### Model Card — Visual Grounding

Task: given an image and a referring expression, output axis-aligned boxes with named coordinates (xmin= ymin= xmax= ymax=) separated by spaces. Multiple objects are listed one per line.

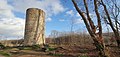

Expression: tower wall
xmin=24 ymin=8 xmax=45 ymax=45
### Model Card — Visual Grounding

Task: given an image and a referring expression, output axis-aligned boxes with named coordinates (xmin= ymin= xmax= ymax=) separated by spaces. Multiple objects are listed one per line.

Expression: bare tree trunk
xmin=94 ymin=0 xmax=109 ymax=56
xmin=94 ymin=0 xmax=104 ymax=48
xmin=83 ymin=0 xmax=96 ymax=33
xmin=101 ymin=0 xmax=120 ymax=47
xmin=72 ymin=0 xmax=109 ymax=56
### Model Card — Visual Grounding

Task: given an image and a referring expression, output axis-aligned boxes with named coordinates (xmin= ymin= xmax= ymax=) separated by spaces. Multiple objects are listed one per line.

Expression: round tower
xmin=24 ymin=8 xmax=45 ymax=46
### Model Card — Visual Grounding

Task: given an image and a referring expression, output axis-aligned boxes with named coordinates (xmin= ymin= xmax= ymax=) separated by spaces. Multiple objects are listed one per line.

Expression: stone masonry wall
xmin=24 ymin=8 xmax=45 ymax=46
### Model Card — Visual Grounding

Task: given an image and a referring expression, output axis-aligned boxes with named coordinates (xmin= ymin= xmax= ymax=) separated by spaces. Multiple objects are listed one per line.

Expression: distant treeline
xmin=46 ymin=31 xmax=116 ymax=46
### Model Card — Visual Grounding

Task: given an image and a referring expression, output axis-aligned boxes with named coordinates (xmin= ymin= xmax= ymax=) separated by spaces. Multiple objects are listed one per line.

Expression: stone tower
xmin=24 ymin=8 xmax=45 ymax=46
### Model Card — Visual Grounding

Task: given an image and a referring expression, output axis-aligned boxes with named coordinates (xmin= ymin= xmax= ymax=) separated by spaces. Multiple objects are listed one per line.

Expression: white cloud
xmin=66 ymin=10 xmax=74 ymax=16
xmin=89 ymin=13 xmax=96 ymax=18
xmin=0 ymin=0 xmax=66 ymax=39
xmin=76 ymin=13 xmax=80 ymax=17
xmin=10 ymin=0 xmax=65 ymax=16
xmin=0 ymin=18 xmax=25 ymax=39
xmin=74 ymin=18 xmax=83 ymax=24
xmin=46 ymin=17 xmax=52 ymax=22
xmin=0 ymin=0 xmax=14 ymax=18
xmin=59 ymin=19 xmax=65 ymax=22
xmin=0 ymin=0 xmax=25 ymax=39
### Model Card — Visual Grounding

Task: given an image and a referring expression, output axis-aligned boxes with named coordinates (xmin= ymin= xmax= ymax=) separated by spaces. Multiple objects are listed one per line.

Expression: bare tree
xmin=50 ymin=30 xmax=59 ymax=45
xmin=99 ymin=0 xmax=120 ymax=47
xmin=72 ymin=0 xmax=109 ymax=56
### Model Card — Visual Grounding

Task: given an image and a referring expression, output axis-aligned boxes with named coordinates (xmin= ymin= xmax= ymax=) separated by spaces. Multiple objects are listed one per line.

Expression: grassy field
xmin=0 ymin=45 xmax=120 ymax=57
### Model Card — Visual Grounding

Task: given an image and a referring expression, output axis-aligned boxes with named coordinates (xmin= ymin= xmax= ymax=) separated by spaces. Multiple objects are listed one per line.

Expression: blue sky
xmin=0 ymin=0 xmax=86 ymax=40
xmin=0 ymin=0 xmax=118 ymax=40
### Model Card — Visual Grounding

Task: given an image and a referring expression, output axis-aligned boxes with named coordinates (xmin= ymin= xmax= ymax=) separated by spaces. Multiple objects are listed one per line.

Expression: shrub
xmin=32 ymin=44 xmax=40 ymax=49
xmin=0 ymin=43 xmax=5 ymax=49
xmin=48 ymin=53 xmax=64 ymax=56
xmin=0 ymin=51 xmax=11 ymax=57
xmin=48 ymin=47 xmax=56 ymax=51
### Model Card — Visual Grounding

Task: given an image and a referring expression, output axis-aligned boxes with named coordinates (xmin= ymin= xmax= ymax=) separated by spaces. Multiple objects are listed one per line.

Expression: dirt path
xmin=0 ymin=55 xmax=5 ymax=57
